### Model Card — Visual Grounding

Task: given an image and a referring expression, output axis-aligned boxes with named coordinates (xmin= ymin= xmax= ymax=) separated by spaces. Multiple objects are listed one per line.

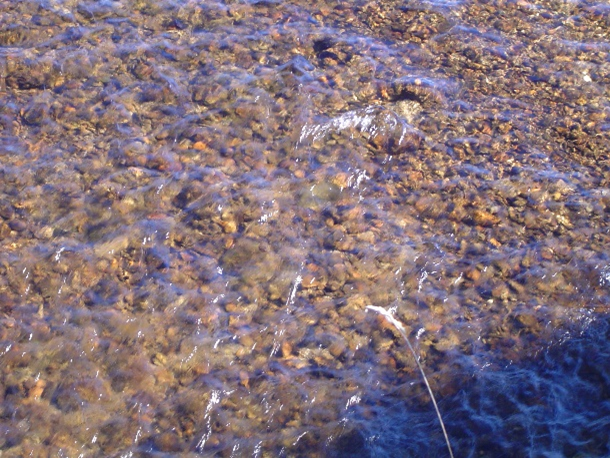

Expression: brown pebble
xmin=0 ymin=223 xmax=10 ymax=237
xmin=154 ymin=432 xmax=182 ymax=452
xmin=193 ymin=141 xmax=207 ymax=150
xmin=0 ymin=202 xmax=14 ymax=219
xmin=281 ymin=341 xmax=292 ymax=358
xmin=301 ymin=273 xmax=322 ymax=289
xmin=239 ymin=334 xmax=255 ymax=348
xmin=26 ymin=379 xmax=46 ymax=400
xmin=515 ymin=313 xmax=539 ymax=331
xmin=240 ymin=370 xmax=250 ymax=388
xmin=328 ymin=339 xmax=347 ymax=358
xmin=472 ymin=209 xmax=500 ymax=227
xmin=35 ymin=226 xmax=54 ymax=240
xmin=152 ymin=353 xmax=167 ymax=366
xmin=492 ymin=283 xmax=510 ymax=301
xmin=414 ymin=196 xmax=435 ymax=215
xmin=465 ymin=268 xmax=481 ymax=282
xmin=217 ymin=214 xmax=238 ymax=233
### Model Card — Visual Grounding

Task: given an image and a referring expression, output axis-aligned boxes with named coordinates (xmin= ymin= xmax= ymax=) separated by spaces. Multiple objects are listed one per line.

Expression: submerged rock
xmin=299 ymin=105 xmax=424 ymax=155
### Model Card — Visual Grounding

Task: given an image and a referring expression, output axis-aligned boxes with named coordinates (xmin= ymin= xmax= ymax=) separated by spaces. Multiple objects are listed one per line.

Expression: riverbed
xmin=0 ymin=0 xmax=609 ymax=456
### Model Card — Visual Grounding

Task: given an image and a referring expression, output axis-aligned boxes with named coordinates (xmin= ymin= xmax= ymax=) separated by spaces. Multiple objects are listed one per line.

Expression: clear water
xmin=0 ymin=0 xmax=609 ymax=456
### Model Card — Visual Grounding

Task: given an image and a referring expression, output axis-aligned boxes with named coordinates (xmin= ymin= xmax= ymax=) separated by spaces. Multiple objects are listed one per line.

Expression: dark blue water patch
xmin=337 ymin=316 xmax=610 ymax=458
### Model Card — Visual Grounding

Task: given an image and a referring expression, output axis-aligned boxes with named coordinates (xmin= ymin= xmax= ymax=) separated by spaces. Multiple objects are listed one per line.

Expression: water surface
xmin=0 ymin=0 xmax=609 ymax=456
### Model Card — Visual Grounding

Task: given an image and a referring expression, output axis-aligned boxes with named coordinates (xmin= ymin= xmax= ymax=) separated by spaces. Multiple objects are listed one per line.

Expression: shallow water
xmin=0 ymin=0 xmax=609 ymax=456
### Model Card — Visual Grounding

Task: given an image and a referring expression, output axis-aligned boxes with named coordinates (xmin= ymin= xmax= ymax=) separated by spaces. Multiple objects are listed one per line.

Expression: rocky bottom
xmin=0 ymin=0 xmax=609 ymax=455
